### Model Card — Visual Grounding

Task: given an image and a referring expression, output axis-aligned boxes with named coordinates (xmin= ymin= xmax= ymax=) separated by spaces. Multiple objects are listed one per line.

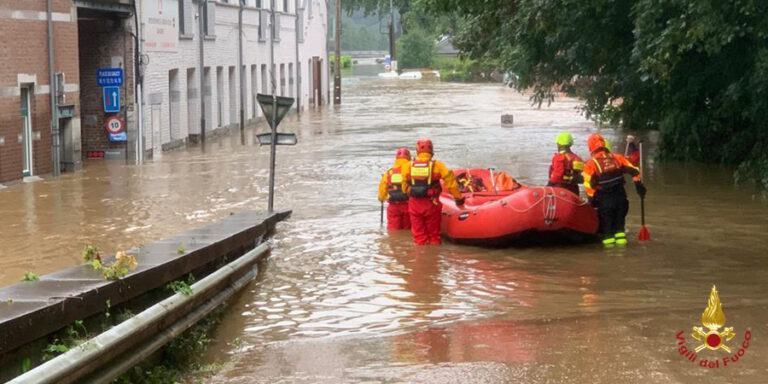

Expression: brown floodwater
xmin=2 ymin=65 xmax=768 ymax=383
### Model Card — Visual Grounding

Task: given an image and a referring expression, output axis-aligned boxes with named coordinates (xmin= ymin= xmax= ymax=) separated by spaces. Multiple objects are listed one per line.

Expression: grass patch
xmin=22 ymin=272 xmax=39 ymax=282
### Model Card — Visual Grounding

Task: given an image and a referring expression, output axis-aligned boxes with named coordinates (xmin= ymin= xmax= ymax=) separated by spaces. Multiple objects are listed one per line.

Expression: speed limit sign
xmin=105 ymin=115 xmax=126 ymax=142
xmin=105 ymin=115 xmax=123 ymax=134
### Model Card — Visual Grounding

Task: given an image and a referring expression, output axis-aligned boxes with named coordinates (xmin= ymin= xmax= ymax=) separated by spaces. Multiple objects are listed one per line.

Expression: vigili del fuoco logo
xmin=676 ymin=285 xmax=751 ymax=368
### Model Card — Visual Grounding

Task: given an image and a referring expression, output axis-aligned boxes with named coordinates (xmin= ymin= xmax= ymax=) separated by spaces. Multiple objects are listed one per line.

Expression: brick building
xmin=0 ymin=0 xmax=81 ymax=183
xmin=0 ymin=0 xmax=328 ymax=184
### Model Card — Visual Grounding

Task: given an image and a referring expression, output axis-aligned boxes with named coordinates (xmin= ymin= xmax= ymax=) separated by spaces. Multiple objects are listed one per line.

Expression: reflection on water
xmin=2 ymin=65 xmax=767 ymax=382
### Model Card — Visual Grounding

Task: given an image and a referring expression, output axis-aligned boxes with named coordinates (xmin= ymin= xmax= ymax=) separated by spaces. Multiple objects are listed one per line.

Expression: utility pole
xmin=268 ymin=0 xmax=277 ymax=212
xmin=333 ymin=0 xmax=341 ymax=104
xmin=198 ymin=0 xmax=206 ymax=143
xmin=295 ymin=0 xmax=301 ymax=115
xmin=389 ymin=0 xmax=395 ymax=61
xmin=238 ymin=0 xmax=246 ymax=144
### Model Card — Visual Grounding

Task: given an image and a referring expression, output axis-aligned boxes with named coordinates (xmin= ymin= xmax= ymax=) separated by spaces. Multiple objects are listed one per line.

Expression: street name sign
xmin=97 ymin=68 xmax=124 ymax=87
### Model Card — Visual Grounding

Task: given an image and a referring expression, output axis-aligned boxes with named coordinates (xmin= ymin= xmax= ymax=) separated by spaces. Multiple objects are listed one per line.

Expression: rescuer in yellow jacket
xmin=402 ymin=139 xmax=463 ymax=245
xmin=378 ymin=148 xmax=412 ymax=230
xmin=582 ymin=133 xmax=646 ymax=246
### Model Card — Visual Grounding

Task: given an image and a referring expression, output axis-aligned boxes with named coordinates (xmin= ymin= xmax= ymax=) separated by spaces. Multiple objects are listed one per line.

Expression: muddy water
xmin=2 ymin=65 xmax=768 ymax=382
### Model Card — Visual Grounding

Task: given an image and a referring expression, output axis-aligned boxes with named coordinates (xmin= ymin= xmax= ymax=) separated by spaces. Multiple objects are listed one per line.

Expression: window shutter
xmin=259 ymin=9 xmax=268 ymax=41
xmin=185 ymin=0 xmax=195 ymax=35
xmin=273 ymin=12 xmax=280 ymax=41
xmin=297 ymin=10 xmax=304 ymax=43
xmin=205 ymin=0 xmax=216 ymax=36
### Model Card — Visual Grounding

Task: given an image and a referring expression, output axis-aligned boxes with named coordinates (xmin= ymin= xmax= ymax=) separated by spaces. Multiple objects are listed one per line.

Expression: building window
xmin=256 ymin=0 xmax=262 ymax=8
xmin=283 ymin=0 xmax=289 ymax=12
xmin=297 ymin=9 xmax=304 ymax=42
xmin=272 ymin=12 xmax=280 ymax=41
xmin=259 ymin=9 xmax=268 ymax=41
xmin=204 ymin=0 xmax=216 ymax=37
xmin=261 ymin=64 xmax=267 ymax=93
xmin=179 ymin=0 xmax=186 ymax=35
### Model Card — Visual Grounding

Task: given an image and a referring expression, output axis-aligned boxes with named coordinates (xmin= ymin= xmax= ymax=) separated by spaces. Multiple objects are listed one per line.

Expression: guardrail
xmin=9 ymin=242 xmax=270 ymax=384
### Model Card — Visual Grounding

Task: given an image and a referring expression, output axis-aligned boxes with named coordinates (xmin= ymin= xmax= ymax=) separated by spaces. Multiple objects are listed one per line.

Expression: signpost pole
xmin=334 ymin=0 xmax=341 ymax=104
xmin=268 ymin=0 xmax=277 ymax=213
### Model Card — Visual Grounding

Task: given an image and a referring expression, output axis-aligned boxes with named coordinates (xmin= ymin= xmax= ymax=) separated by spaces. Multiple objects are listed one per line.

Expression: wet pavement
xmin=2 ymin=65 xmax=768 ymax=383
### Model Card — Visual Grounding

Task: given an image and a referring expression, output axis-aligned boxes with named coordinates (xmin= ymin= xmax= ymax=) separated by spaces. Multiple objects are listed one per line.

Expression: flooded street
xmin=2 ymin=65 xmax=768 ymax=383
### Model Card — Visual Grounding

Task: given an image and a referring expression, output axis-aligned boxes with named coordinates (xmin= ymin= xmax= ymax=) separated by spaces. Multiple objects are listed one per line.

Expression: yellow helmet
xmin=555 ymin=132 xmax=574 ymax=147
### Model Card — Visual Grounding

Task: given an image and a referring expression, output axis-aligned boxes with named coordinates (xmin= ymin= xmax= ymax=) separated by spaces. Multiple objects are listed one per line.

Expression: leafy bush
xmin=329 ymin=54 xmax=353 ymax=69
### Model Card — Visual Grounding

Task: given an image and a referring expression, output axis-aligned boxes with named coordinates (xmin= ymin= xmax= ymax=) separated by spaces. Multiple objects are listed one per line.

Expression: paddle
xmin=638 ymin=141 xmax=650 ymax=241
xmin=380 ymin=203 xmax=384 ymax=227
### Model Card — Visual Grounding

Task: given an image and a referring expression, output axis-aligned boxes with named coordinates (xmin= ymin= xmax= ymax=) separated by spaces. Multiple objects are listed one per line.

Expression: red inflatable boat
xmin=440 ymin=169 xmax=598 ymax=246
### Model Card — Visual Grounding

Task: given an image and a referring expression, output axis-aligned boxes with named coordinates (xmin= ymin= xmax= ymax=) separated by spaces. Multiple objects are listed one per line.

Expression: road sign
xmin=105 ymin=115 xmax=126 ymax=142
xmin=256 ymin=132 xmax=297 ymax=146
xmin=97 ymin=68 xmax=123 ymax=87
xmin=103 ymin=87 xmax=120 ymax=113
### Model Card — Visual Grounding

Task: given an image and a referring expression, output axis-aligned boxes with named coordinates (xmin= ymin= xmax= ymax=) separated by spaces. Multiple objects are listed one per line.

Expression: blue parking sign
xmin=103 ymin=87 xmax=120 ymax=113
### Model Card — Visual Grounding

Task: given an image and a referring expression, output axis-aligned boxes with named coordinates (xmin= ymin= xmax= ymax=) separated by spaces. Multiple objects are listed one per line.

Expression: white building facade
xmin=139 ymin=0 xmax=329 ymax=154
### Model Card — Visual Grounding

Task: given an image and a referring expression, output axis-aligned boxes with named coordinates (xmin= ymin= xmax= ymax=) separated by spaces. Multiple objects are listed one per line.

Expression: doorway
xmin=20 ymin=87 xmax=33 ymax=176
xmin=312 ymin=56 xmax=322 ymax=106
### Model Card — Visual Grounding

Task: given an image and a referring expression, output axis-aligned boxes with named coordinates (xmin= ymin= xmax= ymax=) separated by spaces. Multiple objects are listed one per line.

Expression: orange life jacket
xmin=409 ymin=160 xmax=441 ymax=198
xmin=385 ymin=168 xmax=408 ymax=202
xmin=591 ymin=153 xmax=625 ymax=191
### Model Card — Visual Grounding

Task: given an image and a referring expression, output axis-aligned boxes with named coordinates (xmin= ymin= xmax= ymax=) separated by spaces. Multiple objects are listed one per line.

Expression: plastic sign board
xmin=97 ymin=68 xmax=124 ymax=87
xmin=256 ymin=132 xmax=297 ymax=146
xmin=103 ymin=87 xmax=120 ymax=113
xmin=105 ymin=115 xmax=126 ymax=142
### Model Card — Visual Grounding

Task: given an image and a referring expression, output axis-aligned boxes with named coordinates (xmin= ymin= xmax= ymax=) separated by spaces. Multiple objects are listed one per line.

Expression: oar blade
xmin=638 ymin=225 xmax=650 ymax=241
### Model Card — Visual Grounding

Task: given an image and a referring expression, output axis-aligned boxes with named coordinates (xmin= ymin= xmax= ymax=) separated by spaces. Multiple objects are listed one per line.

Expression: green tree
xmin=421 ymin=0 xmax=768 ymax=187
xmin=396 ymin=28 xmax=436 ymax=68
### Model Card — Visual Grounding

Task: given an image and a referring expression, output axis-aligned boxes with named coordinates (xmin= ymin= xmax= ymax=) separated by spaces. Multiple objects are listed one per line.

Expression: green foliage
xmin=42 ymin=322 xmax=87 ymax=361
xmin=42 ymin=341 xmax=70 ymax=361
xmin=167 ymin=280 xmax=194 ymax=296
xmin=433 ymin=56 xmax=499 ymax=82
xmin=342 ymin=21 xmax=389 ymax=51
xmin=329 ymin=54 xmax=353 ymax=69
xmin=21 ymin=358 xmax=31 ymax=373
xmin=22 ymin=272 xmax=39 ymax=282
xmin=342 ymin=0 xmax=412 ymax=17
xmin=421 ymin=0 xmax=768 ymax=186
xmin=396 ymin=28 xmax=436 ymax=69
xmin=82 ymin=245 xmax=101 ymax=262
xmin=91 ymin=251 xmax=138 ymax=280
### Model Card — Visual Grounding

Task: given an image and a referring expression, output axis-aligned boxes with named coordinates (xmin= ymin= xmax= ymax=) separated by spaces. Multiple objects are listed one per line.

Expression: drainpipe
xmin=294 ymin=0 xmax=301 ymax=115
xmin=47 ymin=0 xmax=60 ymax=176
xmin=238 ymin=0 xmax=245 ymax=144
xmin=198 ymin=0 xmax=206 ymax=143
xmin=133 ymin=0 xmax=144 ymax=165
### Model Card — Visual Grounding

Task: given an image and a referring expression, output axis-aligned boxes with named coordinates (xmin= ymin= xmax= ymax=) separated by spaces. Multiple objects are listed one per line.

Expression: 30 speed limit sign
xmin=105 ymin=115 xmax=124 ymax=134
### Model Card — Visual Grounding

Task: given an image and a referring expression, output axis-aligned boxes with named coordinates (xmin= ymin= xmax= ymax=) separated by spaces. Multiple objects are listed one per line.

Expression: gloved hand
xmin=455 ymin=197 xmax=466 ymax=206
xmin=634 ymin=181 xmax=647 ymax=199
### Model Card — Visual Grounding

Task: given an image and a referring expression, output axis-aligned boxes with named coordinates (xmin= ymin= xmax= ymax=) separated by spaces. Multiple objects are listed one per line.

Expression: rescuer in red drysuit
xmin=402 ymin=139 xmax=463 ymax=245
xmin=378 ymin=147 xmax=413 ymax=230
xmin=547 ymin=132 xmax=585 ymax=195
